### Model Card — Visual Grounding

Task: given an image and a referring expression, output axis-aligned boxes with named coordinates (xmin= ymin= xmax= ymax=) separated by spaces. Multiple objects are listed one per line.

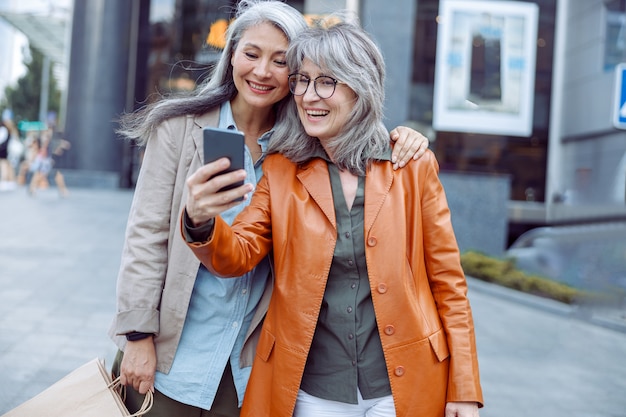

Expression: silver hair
xmin=117 ymin=0 xmax=307 ymax=145
xmin=268 ymin=21 xmax=390 ymax=175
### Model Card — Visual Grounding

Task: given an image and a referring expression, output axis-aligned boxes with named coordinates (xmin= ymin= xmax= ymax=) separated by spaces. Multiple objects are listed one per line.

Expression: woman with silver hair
xmin=184 ymin=20 xmax=483 ymax=417
xmin=109 ymin=1 xmax=429 ymax=416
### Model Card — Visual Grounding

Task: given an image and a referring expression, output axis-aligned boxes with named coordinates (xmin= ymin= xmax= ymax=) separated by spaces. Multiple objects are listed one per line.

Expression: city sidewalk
xmin=1 ymin=185 xmax=625 ymax=417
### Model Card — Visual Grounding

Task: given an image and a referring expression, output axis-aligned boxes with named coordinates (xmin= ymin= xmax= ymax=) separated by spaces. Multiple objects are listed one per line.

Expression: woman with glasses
xmin=182 ymin=20 xmax=483 ymax=417
xmin=109 ymin=1 xmax=428 ymax=416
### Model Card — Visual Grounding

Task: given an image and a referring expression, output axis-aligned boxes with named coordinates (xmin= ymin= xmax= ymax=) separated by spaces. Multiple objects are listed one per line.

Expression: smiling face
xmin=230 ymin=22 xmax=291 ymax=112
xmin=294 ymin=58 xmax=357 ymax=146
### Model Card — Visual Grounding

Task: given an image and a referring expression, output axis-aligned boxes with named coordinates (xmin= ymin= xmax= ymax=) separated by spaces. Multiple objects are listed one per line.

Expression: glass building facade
xmin=52 ymin=0 xmax=624 ymax=250
xmin=132 ymin=0 xmax=556 ymax=203
xmin=140 ymin=0 xmax=303 ymax=96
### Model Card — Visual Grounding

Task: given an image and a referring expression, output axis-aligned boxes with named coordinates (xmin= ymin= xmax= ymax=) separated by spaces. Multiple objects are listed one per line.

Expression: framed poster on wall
xmin=432 ymin=0 xmax=539 ymax=136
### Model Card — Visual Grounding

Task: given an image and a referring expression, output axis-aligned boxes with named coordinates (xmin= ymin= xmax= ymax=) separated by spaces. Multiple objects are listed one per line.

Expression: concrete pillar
xmin=361 ymin=0 xmax=416 ymax=130
xmin=64 ymin=0 xmax=133 ymax=181
xmin=304 ymin=0 xmax=346 ymax=14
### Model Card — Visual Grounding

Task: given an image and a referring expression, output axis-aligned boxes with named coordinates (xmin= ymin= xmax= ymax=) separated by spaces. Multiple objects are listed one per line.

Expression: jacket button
xmin=384 ymin=325 xmax=395 ymax=335
xmin=377 ymin=283 xmax=387 ymax=293
xmin=367 ymin=237 xmax=377 ymax=246
xmin=394 ymin=366 xmax=405 ymax=377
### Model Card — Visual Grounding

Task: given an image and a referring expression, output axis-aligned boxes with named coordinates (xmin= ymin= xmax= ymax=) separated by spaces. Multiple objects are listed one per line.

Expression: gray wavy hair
xmin=117 ymin=0 xmax=308 ymax=145
xmin=268 ymin=21 xmax=389 ymax=175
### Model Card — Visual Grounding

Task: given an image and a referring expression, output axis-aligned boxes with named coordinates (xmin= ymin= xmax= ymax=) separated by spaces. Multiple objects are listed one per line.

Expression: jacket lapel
xmin=297 ymin=159 xmax=337 ymax=229
xmin=364 ymin=162 xmax=393 ymax=233
xmin=193 ymin=111 xmax=220 ymax=162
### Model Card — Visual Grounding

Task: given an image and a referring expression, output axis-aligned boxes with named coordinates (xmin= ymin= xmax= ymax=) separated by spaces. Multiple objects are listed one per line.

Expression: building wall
xmin=361 ymin=0 xmax=416 ymax=130
xmin=441 ymin=171 xmax=511 ymax=256
xmin=559 ymin=0 xmax=626 ymax=206
xmin=303 ymin=0 xmax=345 ymax=14
xmin=303 ymin=0 xmax=418 ymax=130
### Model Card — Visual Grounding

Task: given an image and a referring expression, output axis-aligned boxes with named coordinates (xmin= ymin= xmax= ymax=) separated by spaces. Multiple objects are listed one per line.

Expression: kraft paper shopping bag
xmin=1 ymin=358 xmax=152 ymax=417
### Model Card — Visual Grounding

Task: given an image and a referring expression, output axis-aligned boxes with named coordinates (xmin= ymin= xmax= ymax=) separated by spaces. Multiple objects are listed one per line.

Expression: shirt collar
xmin=219 ymin=101 xmax=273 ymax=153
xmin=219 ymin=101 xmax=237 ymax=130
xmin=310 ymin=143 xmax=393 ymax=164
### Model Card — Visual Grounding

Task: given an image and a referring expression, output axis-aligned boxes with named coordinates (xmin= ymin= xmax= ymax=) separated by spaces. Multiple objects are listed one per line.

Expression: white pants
xmin=293 ymin=389 xmax=396 ymax=417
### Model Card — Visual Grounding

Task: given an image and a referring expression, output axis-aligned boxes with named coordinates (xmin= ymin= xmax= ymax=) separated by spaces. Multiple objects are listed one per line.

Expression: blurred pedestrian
xmin=26 ymin=129 xmax=70 ymax=197
xmin=0 ymin=119 xmax=17 ymax=191
xmin=183 ymin=20 xmax=482 ymax=417
xmin=6 ymin=121 xmax=25 ymax=179
xmin=16 ymin=131 xmax=39 ymax=186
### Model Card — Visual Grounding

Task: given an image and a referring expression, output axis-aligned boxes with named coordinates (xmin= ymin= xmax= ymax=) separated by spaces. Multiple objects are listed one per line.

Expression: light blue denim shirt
xmin=154 ymin=101 xmax=271 ymax=409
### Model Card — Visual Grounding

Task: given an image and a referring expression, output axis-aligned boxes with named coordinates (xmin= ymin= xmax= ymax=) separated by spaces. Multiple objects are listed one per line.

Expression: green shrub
xmin=460 ymin=250 xmax=580 ymax=304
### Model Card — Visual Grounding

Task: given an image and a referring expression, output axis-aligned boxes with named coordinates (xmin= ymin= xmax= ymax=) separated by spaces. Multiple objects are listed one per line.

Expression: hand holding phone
xmin=203 ymin=127 xmax=245 ymax=195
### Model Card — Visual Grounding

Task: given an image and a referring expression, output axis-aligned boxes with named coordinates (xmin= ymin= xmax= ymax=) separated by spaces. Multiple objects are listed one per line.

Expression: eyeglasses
xmin=288 ymin=73 xmax=343 ymax=99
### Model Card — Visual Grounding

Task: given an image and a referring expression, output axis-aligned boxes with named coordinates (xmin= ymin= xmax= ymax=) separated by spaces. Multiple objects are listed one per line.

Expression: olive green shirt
xmin=300 ymin=156 xmax=392 ymax=404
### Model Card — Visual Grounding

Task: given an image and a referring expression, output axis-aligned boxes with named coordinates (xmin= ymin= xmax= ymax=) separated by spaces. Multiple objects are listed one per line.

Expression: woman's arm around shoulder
xmin=389 ymin=125 xmax=430 ymax=169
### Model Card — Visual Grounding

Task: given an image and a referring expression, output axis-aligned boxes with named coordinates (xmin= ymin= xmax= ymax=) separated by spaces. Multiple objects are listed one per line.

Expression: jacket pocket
xmin=428 ymin=329 xmax=450 ymax=362
xmin=256 ymin=328 xmax=276 ymax=362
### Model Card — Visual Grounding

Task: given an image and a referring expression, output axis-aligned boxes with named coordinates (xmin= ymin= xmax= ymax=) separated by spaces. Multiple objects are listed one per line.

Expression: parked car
xmin=505 ymin=222 xmax=626 ymax=296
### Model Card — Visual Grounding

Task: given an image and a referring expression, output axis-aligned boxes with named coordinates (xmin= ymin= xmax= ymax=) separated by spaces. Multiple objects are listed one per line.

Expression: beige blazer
xmin=109 ymin=108 xmax=270 ymax=372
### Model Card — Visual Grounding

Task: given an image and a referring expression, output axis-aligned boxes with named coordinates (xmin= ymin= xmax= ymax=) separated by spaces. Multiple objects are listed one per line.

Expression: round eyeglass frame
xmin=288 ymin=73 xmax=342 ymax=99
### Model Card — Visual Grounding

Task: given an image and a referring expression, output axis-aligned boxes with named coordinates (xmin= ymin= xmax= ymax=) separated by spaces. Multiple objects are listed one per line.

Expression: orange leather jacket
xmin=186 ymin=150 xmax=483 ymax=417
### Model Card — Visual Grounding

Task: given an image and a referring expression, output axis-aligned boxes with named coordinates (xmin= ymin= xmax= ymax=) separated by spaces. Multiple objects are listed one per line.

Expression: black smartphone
xmin=203 ymin=127 xmax=245 ymax=193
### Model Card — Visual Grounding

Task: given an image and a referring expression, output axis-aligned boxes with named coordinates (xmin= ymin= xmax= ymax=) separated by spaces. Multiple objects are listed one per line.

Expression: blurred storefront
xmin=58 ymin=0 xmax=626 ymax=245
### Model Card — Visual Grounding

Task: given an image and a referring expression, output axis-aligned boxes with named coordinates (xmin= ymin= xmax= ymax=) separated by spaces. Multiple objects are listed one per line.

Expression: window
xmin=411 ymin=0 xmax=556 ymax=202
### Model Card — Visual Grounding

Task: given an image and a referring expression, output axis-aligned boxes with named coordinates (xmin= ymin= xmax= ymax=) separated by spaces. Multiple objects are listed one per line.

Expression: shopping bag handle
xmin=108 ymin=377 xmax=154 ymax=416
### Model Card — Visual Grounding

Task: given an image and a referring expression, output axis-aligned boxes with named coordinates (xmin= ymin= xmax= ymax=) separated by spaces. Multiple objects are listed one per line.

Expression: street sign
xmin=17 ymin=120 xmax=47 ymax=132
xmin=613 ymin=63 xmax=626 ymax=129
